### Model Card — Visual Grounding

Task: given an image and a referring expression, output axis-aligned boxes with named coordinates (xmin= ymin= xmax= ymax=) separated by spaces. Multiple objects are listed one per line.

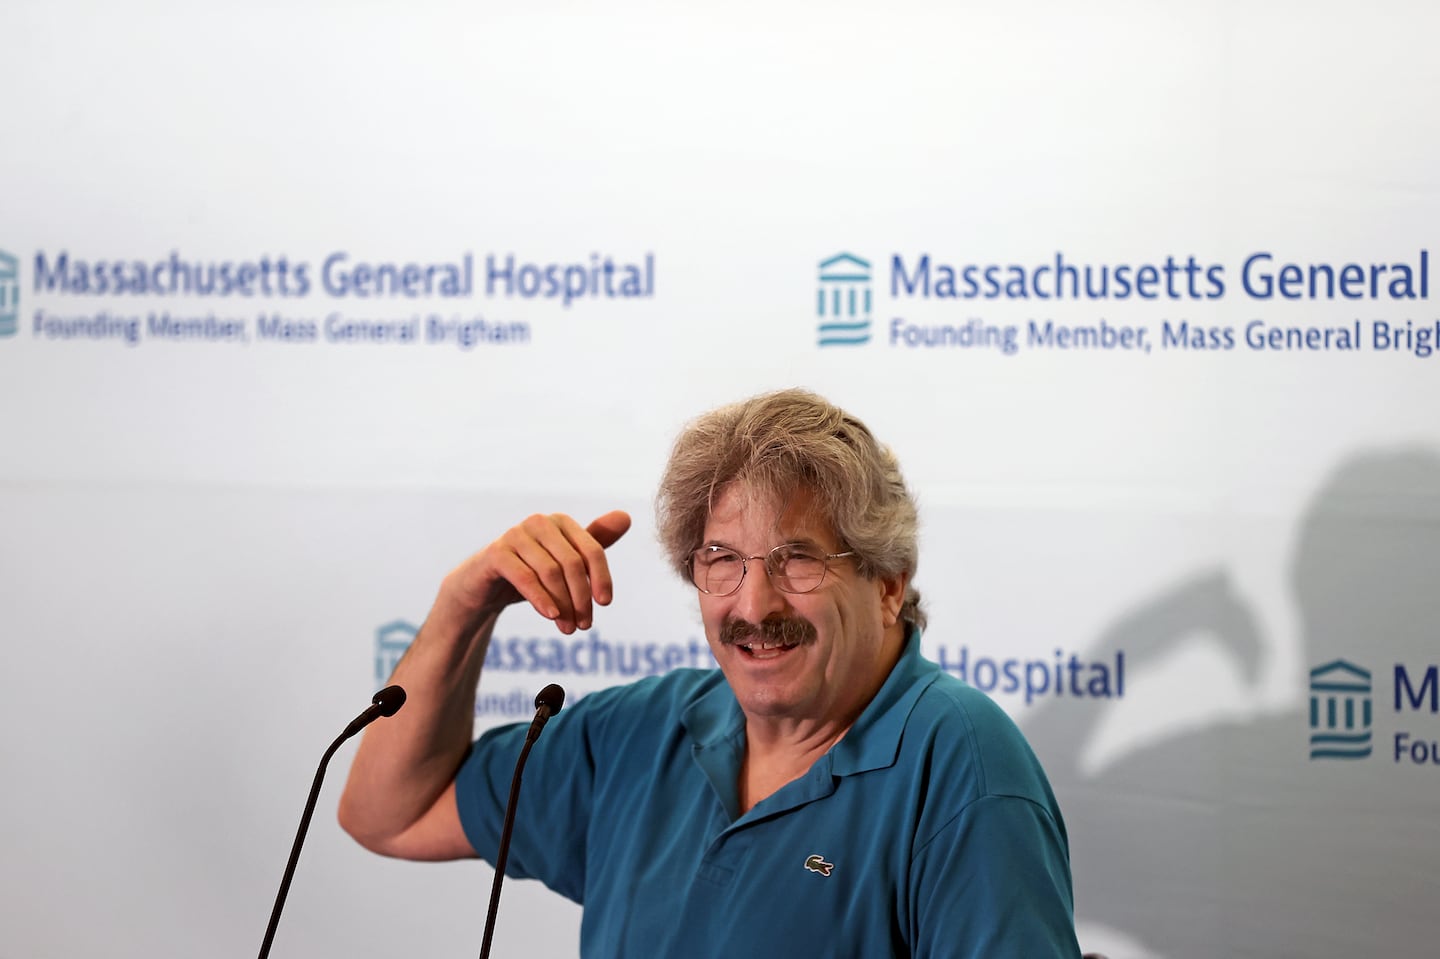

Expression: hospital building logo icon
xmin=0 ymin=250 xmax=18 ymax=338
xmin=816 ymin=252 xmax=872 ymax=347
xmin=375 ymin=620 xmax=417 ymax=685
xmin=1308 ymin=659 xmax=1372 ymax=760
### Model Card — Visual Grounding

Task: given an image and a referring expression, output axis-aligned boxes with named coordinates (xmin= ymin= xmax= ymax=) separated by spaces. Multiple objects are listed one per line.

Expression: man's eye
xmin=776 ymin=547 xmax=819 ymax=563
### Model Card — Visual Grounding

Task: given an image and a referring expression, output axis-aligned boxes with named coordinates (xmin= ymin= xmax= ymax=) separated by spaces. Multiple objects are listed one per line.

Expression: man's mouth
xmin=736 ymin=637 xmax=802 ymax=659
xmin=721 ymin=616 xmax=816 ymax=658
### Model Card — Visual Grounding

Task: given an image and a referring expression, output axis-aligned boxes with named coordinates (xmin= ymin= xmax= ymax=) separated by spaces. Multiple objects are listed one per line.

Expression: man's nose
xmin=732 ymin=559 xmax=790 ymax=622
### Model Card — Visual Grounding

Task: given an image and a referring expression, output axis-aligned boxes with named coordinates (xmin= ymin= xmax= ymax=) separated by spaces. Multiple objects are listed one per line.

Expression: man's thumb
xmin=587 ymin=510 xmax=632 ymax=548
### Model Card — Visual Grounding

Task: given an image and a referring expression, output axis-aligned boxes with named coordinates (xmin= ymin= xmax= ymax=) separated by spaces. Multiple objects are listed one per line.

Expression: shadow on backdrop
xmin=1028 ymin=450 xmax=1440 ymax=958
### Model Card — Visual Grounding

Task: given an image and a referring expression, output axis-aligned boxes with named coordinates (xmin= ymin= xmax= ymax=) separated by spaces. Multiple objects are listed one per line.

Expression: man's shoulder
xmin=911 ymin=669 xmax=1023 ymax=734
xmin=900 ymin=669 xmax=1056 ymax=804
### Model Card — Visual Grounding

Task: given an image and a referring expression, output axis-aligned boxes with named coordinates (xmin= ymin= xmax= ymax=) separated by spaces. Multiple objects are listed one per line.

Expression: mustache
xmin=720 ymin=615 xmax=817 ymax=647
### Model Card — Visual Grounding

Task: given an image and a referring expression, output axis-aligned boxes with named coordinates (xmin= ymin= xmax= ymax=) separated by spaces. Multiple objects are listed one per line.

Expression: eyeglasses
xmin=686 ymin=544 xmax=856 ymax=596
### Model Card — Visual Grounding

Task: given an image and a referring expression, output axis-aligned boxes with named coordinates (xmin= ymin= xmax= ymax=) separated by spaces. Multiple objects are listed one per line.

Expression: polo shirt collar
xmin=829 ymin=626 xmax=936 ymax=776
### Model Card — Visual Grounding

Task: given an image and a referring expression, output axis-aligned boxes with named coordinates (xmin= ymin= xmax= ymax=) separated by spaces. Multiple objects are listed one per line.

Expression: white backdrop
xmin=3 ymin=2 xmax=1440 ymax=957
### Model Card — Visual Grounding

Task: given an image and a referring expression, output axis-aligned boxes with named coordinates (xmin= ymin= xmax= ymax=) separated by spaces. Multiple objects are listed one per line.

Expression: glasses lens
xmin=691 ymin=546 xmax=745 ymax=595
xmin=771 ymin=546 xmax=827 ymax=593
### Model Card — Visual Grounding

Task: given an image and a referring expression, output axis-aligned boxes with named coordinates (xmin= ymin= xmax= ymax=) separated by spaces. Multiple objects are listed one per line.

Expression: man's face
xmin=697 ymin=482 xmax=906 ymax=730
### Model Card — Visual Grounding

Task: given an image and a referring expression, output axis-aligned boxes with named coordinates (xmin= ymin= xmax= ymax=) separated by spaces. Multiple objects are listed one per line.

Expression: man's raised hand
xmin=447 ymin=510 xmax=633 ymax=634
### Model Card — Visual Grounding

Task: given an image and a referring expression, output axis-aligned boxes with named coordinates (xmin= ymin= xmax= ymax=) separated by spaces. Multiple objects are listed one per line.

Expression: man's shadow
xmin=1025 ymin=450 xmax=1440 ymax=959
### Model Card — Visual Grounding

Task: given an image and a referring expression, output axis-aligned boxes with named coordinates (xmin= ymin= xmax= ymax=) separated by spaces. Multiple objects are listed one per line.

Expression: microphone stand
xmin=479 ymin=684 xmax=565 ymax=959
xmin=257 ymin=686 xmax=406 ymax=959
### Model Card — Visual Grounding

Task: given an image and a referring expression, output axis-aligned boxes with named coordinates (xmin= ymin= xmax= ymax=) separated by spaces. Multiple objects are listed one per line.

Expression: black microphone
xmin=479 ymin=684 xmax=566 ymax=959
xmin=343 ymin=683 xmax=408 ymax=739
xmin=526 ymin=682 xmax=566 ymax=743
xmin=257 ymin=685 xmax=407 ymax=959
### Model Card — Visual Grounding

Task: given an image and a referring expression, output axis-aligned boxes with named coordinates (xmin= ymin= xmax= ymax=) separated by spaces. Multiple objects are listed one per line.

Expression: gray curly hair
xmin=655 ymin=389 xmax=924 ymax=630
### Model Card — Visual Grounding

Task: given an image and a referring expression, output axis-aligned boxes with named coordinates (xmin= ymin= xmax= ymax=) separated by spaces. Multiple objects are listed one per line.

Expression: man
xmin=339 ymin=389 xmax=1081 ymax=957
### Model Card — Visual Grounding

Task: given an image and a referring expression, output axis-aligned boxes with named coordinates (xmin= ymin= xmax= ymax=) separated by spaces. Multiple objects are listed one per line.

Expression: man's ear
xmin=878 ymin=572 xmax=908 ymax=628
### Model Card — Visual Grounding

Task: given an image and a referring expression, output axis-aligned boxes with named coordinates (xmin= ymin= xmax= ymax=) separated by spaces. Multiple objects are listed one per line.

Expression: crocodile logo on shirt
xmin=803 ymin=854 xmax=835 ymax=877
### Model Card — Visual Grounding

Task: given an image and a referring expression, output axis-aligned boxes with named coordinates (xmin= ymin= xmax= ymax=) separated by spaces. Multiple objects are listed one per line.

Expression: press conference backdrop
xmin=3 ymin=3 xmax=1438 ymax=957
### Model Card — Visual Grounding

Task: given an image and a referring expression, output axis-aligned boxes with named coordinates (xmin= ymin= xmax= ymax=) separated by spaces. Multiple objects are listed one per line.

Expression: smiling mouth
xmin=721 ymin=615 xmax=817 ymax=655
xmin=736 ymin=638 xmax=802 ymax=659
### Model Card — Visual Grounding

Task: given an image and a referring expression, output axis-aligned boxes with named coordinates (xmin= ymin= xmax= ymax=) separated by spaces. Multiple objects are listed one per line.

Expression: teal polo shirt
xmin=455 ymin=631 xmax=1080 ymax=958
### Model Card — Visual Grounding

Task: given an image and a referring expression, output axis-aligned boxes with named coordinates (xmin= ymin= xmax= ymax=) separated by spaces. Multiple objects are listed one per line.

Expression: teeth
xmin=736 ymin=639 xmax=797 ymax=653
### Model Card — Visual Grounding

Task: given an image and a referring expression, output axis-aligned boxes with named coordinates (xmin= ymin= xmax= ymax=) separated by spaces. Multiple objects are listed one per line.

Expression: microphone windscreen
xmin=534 ymin=683 xmax=565 ymax=714
xmin=372 ymin=685 xmax=407 ymax=717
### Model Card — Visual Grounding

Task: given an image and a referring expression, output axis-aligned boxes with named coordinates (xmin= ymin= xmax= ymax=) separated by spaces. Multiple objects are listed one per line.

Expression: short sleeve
xmin=453 ymin=703 xmax=602 ymax=904
xmin=910 ymin=794 xmax=1082 ymax=959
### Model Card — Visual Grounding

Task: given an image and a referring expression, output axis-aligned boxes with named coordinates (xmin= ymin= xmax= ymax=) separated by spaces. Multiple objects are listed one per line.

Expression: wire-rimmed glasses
xmin=686 ymin=544 xmax=855 ymax=596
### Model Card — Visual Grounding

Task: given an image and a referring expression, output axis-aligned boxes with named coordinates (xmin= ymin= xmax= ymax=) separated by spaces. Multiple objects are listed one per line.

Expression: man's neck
xmin=738 ymin=730 xmax=843 ymax=814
